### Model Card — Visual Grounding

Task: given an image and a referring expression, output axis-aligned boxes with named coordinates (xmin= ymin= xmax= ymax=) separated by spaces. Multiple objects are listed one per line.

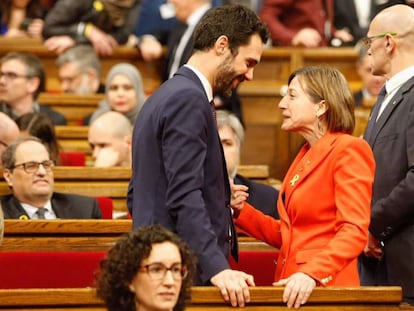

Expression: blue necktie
xmin=363 ymin=86 xmax=386 ymax=144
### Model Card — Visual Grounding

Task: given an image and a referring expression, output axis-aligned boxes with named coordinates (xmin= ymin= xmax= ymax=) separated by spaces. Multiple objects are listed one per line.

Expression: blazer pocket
xmin=296 ymin=249 xmax=320 ymax=264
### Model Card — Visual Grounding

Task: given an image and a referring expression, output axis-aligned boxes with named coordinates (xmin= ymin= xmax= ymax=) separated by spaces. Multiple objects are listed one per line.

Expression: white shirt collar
xmin=385 ymin=65 xmax=414 ymax=95
xmin=186 ymin=4 xmax=211 ymax=27
xmin=184 ymin=64 xmax=213 ymax=102
xmin=20 ymin=200 xmax=56 ymax=219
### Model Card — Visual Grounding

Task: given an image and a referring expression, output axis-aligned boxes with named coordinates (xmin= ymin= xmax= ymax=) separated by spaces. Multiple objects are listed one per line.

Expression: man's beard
xmin=214 ymin=55 xmax=244 ymax=97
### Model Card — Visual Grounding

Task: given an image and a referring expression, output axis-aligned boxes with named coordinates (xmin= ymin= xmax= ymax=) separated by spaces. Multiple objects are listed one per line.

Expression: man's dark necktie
xmin=363 ymin=86 xmax=387 ymax=143
xmin=36 ymin=208 xmax=46 ymax=219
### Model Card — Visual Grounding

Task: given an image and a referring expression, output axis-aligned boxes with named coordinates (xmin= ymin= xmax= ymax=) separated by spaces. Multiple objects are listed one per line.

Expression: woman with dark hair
xmin=0 ymin=0 xmax=48 ymax=38
xmin=15 ymin=112 xmax=61 ymax=164
xmin=96 ymin=224 xmax=196 ymax=311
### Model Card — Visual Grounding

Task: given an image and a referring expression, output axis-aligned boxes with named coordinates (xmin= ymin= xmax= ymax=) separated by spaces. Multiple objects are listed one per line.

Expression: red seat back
xmin=95 ymin=196 xmax=113 ymax=219
xmin=59 ymin=152 xmax=86 ymax=166
xmin=0 ymin=252 xmax=106 ymax=289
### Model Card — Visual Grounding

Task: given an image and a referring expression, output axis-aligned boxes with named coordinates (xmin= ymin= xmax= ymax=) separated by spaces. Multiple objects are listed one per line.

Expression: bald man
xmin=359 ymin=4 xmax=414 ymax=304
xmin=0 ymin=112 xmax=19 ymax=165
xmin=88 ymin=111 xmax=132 ymax=167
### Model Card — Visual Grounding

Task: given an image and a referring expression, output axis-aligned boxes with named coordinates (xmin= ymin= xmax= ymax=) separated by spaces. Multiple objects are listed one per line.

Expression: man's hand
xmin=273 ymin=272 xmax=316 ymax=309
xmin=364 ymin=233 xmax=383 ymax=259
xmin=139 ymin=36 xmax=163 ymax=61
xmin=43 ymin=36 xmax=75 ymax=54
xmin=85 ymin=25 xmax=118 ymax=56
xmin=93 ymin=147 xmax=119 ymax=167
xmin=292 ymin=28 xmax=322 ymax=47
xmin=210 ymin=269 xmax=255 ymax=307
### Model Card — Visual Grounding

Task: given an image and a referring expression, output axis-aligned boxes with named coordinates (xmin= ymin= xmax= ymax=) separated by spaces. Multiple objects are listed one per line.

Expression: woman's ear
xmin=316 ymin=100 xmax=327 ymax=117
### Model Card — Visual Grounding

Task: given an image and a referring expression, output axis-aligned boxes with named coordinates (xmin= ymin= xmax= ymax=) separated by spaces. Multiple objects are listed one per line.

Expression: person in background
xmin=359 ymin=4 xmax=414 ymax=305
xmin=42 ymin=0 xmax=141 ymax=56
xmin=0 ymin=0 xmax=48 ymax=38
xmin=333 ymin=0 xmax=405 ymax=46
xmin=1 ymin=136 xmax=102 ymax=219
xmin=55 ymin=45 xmax=105 ymax=94
xmin=353 ymin=41 xmax=386 ymax=108
xmin=0 ymin=52 xmax=67 ymax=125
xmin=86 ymin=63 xmax=146 ymax=125
xmin=15 ymin=112 xmax=61 ymax=164
xmin=129 ymin=4 xmax=269 ymax=307
xmin=0 ymin=112 xmax=19 ymax=166
xmin=216 ymin=110 xmax=279 ymax=219
xmin=259 ymin=0 xmax=353 ymax=47
xmin=96 ymin=224 xmax=196 ymax=311
xmin=88 ymin=111 xmax=132 ymax=167
xmin=231 ymin=66 xmax=375 ymax=309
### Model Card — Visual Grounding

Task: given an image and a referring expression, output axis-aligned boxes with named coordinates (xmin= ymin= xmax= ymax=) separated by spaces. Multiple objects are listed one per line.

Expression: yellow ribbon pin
xmin=19 ymin=215 xmax=29 ymax=220
xmin=289 ymin=174 xmax=300 ymax=186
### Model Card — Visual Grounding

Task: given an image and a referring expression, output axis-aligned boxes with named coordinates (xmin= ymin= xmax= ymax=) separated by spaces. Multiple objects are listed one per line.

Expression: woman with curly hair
xmin=96 ymin=224 xmax=196 ymax=311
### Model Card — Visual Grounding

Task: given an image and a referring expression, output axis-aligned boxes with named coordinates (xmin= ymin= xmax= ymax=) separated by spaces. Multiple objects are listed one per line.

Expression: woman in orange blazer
xmin=232 ymin=66 xmax=376 ymax=309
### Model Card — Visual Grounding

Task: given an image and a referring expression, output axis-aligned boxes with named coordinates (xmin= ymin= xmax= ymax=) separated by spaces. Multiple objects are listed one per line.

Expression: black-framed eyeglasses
xmin=361 ymin=32 xmax=397 ymax=47
xmin=11 ymin=160 xmax=55 ymax=174
xmin=140 ymin=262 xmax=188 ymax=281
xmin=0 ymin=71 xmax=32 ymax=81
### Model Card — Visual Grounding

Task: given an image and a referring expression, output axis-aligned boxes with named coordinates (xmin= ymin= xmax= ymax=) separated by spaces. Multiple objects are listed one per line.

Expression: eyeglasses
xmin=362 ymin=32 xmax=397 ymax=46
xmin=140 ymin=262 xmax=188 ymax=281
xmin=11 ymin=160 xmax=55 ymax=173
xmin=0 ymin=71 xmax=31 ymax=81
xmin=0 ymin=140 xmax=8 ymax=148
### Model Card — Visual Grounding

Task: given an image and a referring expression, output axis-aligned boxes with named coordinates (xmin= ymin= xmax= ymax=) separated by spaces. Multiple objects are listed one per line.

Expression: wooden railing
xmin=0 ymin=286 xmax=404 ymax=310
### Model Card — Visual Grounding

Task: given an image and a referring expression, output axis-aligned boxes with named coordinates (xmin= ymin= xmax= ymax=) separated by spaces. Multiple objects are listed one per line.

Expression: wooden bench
xmin=0 ymin=286 xmax=404 ymax=310
xmin=1 ymin=219 xmax=274 ymax=252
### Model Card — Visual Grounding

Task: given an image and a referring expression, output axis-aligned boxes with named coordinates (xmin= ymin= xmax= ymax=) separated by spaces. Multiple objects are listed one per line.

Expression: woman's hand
xmin=229 ymin=179 xmax=248 ymax=216
xmin=273 ymin=272 xmax=316 ymax=309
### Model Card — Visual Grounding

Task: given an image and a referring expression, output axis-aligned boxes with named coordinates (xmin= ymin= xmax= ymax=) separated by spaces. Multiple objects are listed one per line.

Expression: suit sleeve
xmin=370 ymin=104 xmax=414 ymax=240
xmin=92 ymin=198 xmax=102 ymax=219
xmin=161 ymin=90 xmax=229 ymax=283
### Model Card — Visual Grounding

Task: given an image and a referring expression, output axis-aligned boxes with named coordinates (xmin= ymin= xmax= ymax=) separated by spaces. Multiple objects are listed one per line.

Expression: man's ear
xmin=26 ymin=77 xmax=40 ymax=96
xmin=214 ymin=35 xmax=229 ymax=55
xmin=3 ymin=169 xmax=12 ymax=187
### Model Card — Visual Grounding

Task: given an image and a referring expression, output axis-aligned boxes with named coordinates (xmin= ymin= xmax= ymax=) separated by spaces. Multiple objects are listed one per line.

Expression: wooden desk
xmin=0 ymin=287 xmax=403 ymax=310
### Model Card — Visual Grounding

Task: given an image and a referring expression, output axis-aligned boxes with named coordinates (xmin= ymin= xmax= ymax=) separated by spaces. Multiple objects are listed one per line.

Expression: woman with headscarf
xmin=85 ymin=63 xmax=146 ymax=126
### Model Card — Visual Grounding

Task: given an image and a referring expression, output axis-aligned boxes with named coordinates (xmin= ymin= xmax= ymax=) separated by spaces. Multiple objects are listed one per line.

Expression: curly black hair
xmin=95 ymin=224 xmax=196 ymax=311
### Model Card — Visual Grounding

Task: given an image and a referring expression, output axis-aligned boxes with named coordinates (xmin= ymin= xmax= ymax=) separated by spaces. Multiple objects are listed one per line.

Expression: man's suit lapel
xmin=369 ymin=76 xmax=414 ymax=146
xmin=6 ymin=196 xmax=30 ymax=219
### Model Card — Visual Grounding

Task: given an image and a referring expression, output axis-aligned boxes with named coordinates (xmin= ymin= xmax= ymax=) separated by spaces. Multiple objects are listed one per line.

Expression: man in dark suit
xmin=359 ymin=4 xmax=414 ymax=305
xmin=138 ymin=0 xmax=244 ymax=123
xmin=0 ymin=52 xmax=66 ymax=125
xmin=216 ymin=110 xmax=279 ymax=219
xmin=334 ymin=0 xmax=405 ymax=46
xmin=128 ymin=4 xmax=269 ymax=307
xmin=1 ymin=137 xmax=101 ymax=219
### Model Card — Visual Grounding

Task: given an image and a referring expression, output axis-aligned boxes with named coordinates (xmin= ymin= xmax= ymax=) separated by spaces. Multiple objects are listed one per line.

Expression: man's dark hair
xmin=0 ymin=52 xmax=46 ymax=100
xmin=193 ymin=4 xmax=269 ymax=55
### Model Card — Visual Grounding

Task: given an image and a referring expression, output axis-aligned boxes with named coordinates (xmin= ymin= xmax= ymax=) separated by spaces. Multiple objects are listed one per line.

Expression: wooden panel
xmin=0 ymin=287 xmax=403 ymax=310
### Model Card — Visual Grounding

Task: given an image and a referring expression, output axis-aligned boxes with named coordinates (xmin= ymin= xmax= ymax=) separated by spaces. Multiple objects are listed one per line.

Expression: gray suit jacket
xmin=1 ymin=192 xmax=102 ymax=219
xmin=360 ymin=75 xmax=414 ymax=299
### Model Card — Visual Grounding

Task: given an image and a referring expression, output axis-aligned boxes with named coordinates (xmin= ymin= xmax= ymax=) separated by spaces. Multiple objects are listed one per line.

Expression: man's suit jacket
xmin=235 ymin=133 xmax=375 ymax=286
xmin=1 ymin=192 xmax=102 ymax=219
xmin=129 ymin=66 xmax=235 ymax=284
xmin=334 ymin=0 xmax=405 ymax=46
xmin=0 ymin=103 xmax=67 ymax=126
xmin=234 ymin=174 xmax=279 ymax=219
xmin=361 ymin=75 xmax=414 ymax=298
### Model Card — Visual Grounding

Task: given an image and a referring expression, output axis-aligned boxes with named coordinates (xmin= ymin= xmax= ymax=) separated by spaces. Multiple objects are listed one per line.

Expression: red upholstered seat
xmin=229 ymin=251 xmax=278 ymax=286
xmin=59 ymin=152 xmax=86 ymax=166
xmin=95 ymin=196 xmax=113 ymax=219
xmin=0 ymin=252 xmax=106 ymax=289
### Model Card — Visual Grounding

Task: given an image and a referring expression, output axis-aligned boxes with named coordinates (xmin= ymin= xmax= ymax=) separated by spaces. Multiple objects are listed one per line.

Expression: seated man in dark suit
xmin=1 ymin=137 xmax=102 ymax=219
xmin=217 ymin=110 xmax=279 ymax=219
xmin=0 ymin=52 xmax=66 ymax=125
